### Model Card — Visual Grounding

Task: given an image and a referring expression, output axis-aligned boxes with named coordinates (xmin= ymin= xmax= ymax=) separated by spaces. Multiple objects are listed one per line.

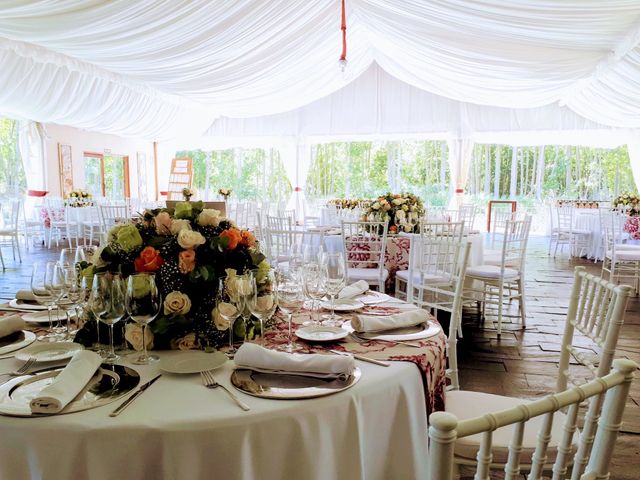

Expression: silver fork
xmin=349 ymin=333 xmax=421 ymax=348
xmin=200 ymin=370 xmax=251 ymax=411
xmin=0 ymin=356 xmax=37 ymax=380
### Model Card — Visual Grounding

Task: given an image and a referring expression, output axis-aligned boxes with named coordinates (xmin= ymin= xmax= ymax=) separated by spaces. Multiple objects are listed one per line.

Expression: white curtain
xmin=17 ymin=120 xmax=46 ymax=190
xmin=626 ymin=134 xmax=640 ymax=193
xmin=447 ymin=136 xmax=475 ymax=206
xmin=281 ymin=140 xmax=311 ymax=221
xmin=1 ymin=1 xmax=640 ymax=138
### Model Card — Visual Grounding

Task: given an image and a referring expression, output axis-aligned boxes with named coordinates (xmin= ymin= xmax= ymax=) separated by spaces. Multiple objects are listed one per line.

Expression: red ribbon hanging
xmin=340 ymin=0 xmax=347 ymax=63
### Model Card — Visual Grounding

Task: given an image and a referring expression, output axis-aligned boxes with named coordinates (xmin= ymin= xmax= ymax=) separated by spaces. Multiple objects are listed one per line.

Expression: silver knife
xmin=329 ymin=350 xmax=390 ymax=367
xmin=109 ymin=374 xmax=161 ymax=417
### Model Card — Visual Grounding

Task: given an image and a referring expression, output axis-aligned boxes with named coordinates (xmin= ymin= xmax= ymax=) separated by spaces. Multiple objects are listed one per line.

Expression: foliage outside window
xmin=175 ymin=148 xmax=292 ymax=201
xmin=0 ymin=118 xmax=25 ymax=195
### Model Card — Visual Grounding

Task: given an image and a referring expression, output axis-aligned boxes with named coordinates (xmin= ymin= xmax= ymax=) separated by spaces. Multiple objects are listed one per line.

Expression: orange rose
xmin=240 ymin=230 xmax=256 ymax=248
xmin=134 ymin=246 xmax=164 ymax=272
xmin=178 ymin=249 xmax=197 ymax=274
xmin=219 ymin=228 xmax=242 ymax=250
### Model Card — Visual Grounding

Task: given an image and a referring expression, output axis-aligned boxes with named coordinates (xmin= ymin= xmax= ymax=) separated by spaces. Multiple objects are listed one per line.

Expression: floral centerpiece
xmin=614 ymin=193 xmax=640 ymax=240
xmin=328 ymin=199 xmax=371 ymax=209
xmin=65 ymin=190 xmax=93 ymax=207
xmin=218 ymin=187 xmax=232 ymax=201
xmin=74 ymin=201 xmax=267 ymax=350
xmin=182 ymin=187 xmax=194 ymax=201
xmin=363 ymin=192 xmax=424 ymax=234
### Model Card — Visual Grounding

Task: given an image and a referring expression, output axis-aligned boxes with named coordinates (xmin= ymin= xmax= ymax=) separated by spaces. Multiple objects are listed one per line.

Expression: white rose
xmin=371 ymin=202 xmax=381 ymax=210
xmin=170 ymin=219 xmax=192 ymax=235
xmin=198 ymin=209 xmax=221 ymax=227
xmin=392 ymin=198 xmax=403 ymax=206
xmin=212 ymin=307 xmax=230 ymax=331
xmin=125 ymin=324 xmax=154 ymax=351
xmin=396 ymin=210 xmax=406 ymax=220
xmin=163 ymin=291 xmax=192 ymax=315
xmin=175 ymin=333 xmax=199 ymax=350
xmin=177 ymin=229 xmax=206 ymax=249
xmin=255 ymin=294 xmax=275 ymax=312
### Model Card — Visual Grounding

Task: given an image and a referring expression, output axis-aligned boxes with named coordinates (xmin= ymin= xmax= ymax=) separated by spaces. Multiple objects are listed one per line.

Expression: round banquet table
xmin=0 ymin=303 xmax=443 ymax=480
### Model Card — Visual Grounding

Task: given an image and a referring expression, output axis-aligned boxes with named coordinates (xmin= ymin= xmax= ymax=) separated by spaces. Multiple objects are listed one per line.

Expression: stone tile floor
xmin=0 ymin=235 xmax=638 ymax=478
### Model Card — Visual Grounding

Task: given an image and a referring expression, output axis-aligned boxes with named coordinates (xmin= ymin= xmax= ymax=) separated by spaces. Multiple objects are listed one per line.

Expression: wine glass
xmin=92 ymin=273 xmax=126 ymax=364
xmin=247 ymin=269 xmax=277 ymax=346
xmin=237 ymin=272 xmax=255 ymax=342
xmin=30 ymin=262 xmax=57 ymax=342
xmin=276 ymin=267 xmax=304 ymax=352
xmin=57 ymin=265 xmax=82 ymax=339
xmin=302 ymin=263 xmax=326 ymax=326
xmin=216 ymin=276 xmax=244 ymax=358
xmin=86 ymin=275 xmax=105 ymax=354
xmin=59 ymin=248 xmax=78 ymax=268
xmin=47 ymin=262 xmax=67 ymax=339
xmin=321 ymin=253 xmax=346 ymax=327
xmin=303 ymin=243 xmax=325 ymax=266
xmin=125 ymin=273 xmax=161 ymax=365
xmin=75 ymin=245 xmax=98 ymax=264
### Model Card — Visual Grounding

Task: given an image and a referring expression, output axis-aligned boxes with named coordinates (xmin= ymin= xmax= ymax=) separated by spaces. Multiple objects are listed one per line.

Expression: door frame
xmin=84 ymin=151 xmax=130 ymax=198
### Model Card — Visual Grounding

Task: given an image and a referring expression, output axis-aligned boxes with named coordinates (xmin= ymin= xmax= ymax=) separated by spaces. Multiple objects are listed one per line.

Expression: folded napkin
xmin=15 ymin=290 xmax=37 ymax=302
xmin=338 ymin=280 xmax=369 ymax=299
xmin=0 ymin=314 xmax=25 ymax=338
xmin=234 ymin=343 xmax=354 ymax=379
xmin=351 ymin=309 xmax=429 ymax=333
xmin=30 ymin=350 xmax=101 ymax=414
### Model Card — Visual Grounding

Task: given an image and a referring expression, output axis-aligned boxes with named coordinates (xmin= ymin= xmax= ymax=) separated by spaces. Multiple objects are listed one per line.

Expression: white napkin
xmin=234 ymin=343 xmax=354 ymax=379
xmin=15 ymin=290 xmax=37 ymax=302
xmin=0 ymin=314 xmax=25 ymax=338
xmin=338 ymin=280 xmax=369 ymax=299
xmin=351 ymin=309 xmax=429 ymax=333
xmin=30 ymin=350 xmax=102 ymax=414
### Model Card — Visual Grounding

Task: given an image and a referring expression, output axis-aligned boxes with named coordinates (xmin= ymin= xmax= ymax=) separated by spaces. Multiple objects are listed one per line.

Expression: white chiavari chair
xmin=442 ymin=267 xmax=632 ymax=478
xmin=601 ymin=210 xmax=640 ymax=295
xmin=0 ymin=199 xmax=23 ymax=269
xmin=554 ymin=204 xmax=590 ymax=258
xmin=341 ymin=220 xmax=389 ymax=292
xmin=99 ymin=204 xmax=130 ymax=240
xmin=458 ymin=204 xmax=477 ymax=232
xmin=428 ymin=359 xmax=637 ymax=480
xmin=466 ymin=216 xmax=531 ymax=337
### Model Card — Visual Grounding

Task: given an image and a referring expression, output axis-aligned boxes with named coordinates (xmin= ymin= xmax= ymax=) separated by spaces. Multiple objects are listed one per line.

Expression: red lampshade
xmin=28 ymin=190 xmax=48 ymax=197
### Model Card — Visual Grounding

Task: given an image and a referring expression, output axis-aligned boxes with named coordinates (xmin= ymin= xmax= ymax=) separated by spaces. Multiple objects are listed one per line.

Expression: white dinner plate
xmin=295 ymin=326 xmax=349 ymax=342
xmin=357 ymin=291 xmax=391 ymax=305
xmin=22 ymin=310 xmax=73 ymax=324
xmin=0 ymin=330 xmax=37 ymax=356
xmin=342 ymin=321 xmax=442 ymax=342
xmin=319 ymin=298 xmax=364 ymax=311
xmin=15 ymin=342 xmax=84 ymax=363
xmin=9 ymin=299 xmax=47 ymax=311
xmin=159 ymin=351 xmax=227 ymax=374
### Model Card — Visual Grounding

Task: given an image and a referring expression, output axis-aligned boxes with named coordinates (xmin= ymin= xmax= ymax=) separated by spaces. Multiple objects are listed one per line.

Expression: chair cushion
xmin=466 ymin=265 xmax=520 ymax=280
xmin=446 ymin=390 xmax=575 ymax=464
xmin=347 ymin=268 xmax=389 ymax=282
xmin=611 ymin=251 xmax=640 ymax=261
xmin=615 ymin=243 xmax=640 ymax=250
xmin=482 ymin=254 xmax=519 ymax=267
xmin=396 ymin=270 xmax=451 ymax=285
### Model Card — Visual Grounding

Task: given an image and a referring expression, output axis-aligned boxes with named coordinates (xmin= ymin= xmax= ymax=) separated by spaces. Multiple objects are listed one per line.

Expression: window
xmin=0 ymin=117 xmax=24 ymax=194
xmin=84 ymin=152 xmax=130 ymax=199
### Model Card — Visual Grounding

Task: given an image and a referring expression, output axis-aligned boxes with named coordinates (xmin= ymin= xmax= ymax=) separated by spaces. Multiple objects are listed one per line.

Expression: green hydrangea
xmin=174 ymin=202 xmax=193 ymax=219
xmin=111 ymin=224 xmax=143 ymax=252
xmin=255 ymin=260 xmax=271 ymax=284
xmin=131 ymin=274 xmax=152 ymax=298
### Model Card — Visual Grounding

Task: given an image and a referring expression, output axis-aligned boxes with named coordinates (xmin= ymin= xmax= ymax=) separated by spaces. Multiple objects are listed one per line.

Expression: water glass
xmin=276 ymin=267 xmax=304 ymax=352
xmin=321 ymin=254 xmax=346 ymax=326
xmin=31 ymin=262 xmax=57 ymax=342
xmin=92 ymin=273 xmax=126 ymax=364
xmin=217 ymin=276 xmax=245 ymax=358
xmin=302 ymin=264 xmax=325 ymax=326
xmin=125 ymin=273 xmax=161 ymax=364
xmin=248 ymin=269 xmax=277 ymax=346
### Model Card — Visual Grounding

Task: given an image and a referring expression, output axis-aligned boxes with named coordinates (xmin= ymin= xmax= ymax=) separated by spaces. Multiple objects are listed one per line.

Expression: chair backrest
xmin=490 ymin=207 xmax=516 ymax=248
xmin=340 ymin=220 xmax=388 ymax=274
xmin=3 ymin=200 xmax=21 ymax=230
xmin=556 ymin=205 xmax=575 ymax=231
xmin=419 ymin=220 xmax=464 ymax=241
xmin=497 ymin=216 xmax=532 ymax=273
xmin=600 ymin=209 xmax=628 ymax=254
xmin=266 ymin=214 xmax=293 ymax=232
xmin=44 ymin=197 xmax=66 ymax=223
xmin=263 ymin=228 xmax=324 ymax=263
xmin=457 ymin=204 xmax=476 ymax=230
xmin=428 ymin=359 xmax=637 ymax=480
xmin=99 ymin=204 xmax=129 ymax=231
xmin=557 ymin=266 xmax=632 ymax=393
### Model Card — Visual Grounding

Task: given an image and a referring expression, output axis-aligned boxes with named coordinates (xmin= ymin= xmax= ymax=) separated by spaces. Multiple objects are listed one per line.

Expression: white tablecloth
xmin=0 ymin=349 xmax=429 ymax=480
xmin=574 ymin=210 xmax=601 ymax=260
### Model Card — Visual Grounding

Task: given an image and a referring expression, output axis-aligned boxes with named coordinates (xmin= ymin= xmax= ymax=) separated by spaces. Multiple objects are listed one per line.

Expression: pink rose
xmin=155 ymin=212 xmax=172 ymax=235
xmin=178 ymin=249 xmax=197 ymax=274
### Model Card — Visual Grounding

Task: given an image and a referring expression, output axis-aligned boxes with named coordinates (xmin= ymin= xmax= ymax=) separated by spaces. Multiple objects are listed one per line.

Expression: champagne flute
xmin=276 ymin=267 xmax=303 ymax=352
xmin=248 ymin=269 xmax=277 ymax=346
xmin=216 ymin=276 xmax=244 ymax=358
xmin=125 ymin=273 xmax=161 ymax=364
xmin=92 ymin=273 xmax=126 ymax=364
xmin=302 ymin=264 xmax=325 ymax=326
xmin=31 ymin=262 xmax=57 ymax=342
xmin=321 ymin=253 xmax=346 ymax=327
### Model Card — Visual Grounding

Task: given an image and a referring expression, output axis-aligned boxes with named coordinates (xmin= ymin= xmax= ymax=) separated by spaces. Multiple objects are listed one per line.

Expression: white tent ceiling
xmin=0 ymin=1 xmax=639 ymax=140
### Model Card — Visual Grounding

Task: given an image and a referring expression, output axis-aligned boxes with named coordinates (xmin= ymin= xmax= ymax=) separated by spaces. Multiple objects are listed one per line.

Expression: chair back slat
xmin=550 ymin=402 xmax=579 ymax=480
xmin=475 ymin=430 xmax=493 ymax=479
xmin=504 ymin=421 xmax=525 ymax=479
xmin=341 ymin=220 xmax=388 ymax=270
xmin=428 ymin=359 xmax=637 ymax=480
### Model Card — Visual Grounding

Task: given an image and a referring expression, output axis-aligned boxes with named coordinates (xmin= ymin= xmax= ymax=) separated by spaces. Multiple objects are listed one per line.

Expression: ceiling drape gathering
xmin=0 ymin=1 xmax=639 ymax=139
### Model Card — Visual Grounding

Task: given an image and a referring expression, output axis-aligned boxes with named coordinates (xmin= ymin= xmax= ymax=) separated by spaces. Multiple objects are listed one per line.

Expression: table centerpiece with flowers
xmin=328 ymin=199 xmax=371 ymax=209
xmin=613 ymin=193 xmax=640 ymax=240
xmin=362 ymin=192 xmax=424 ymax=234
xmin=74 ymin=201 xmax=269 ymax=350
xmin=65 ymin=189 xmax=93 ymax=207
xmin=218 ymin=187 xmax=232 ymax=201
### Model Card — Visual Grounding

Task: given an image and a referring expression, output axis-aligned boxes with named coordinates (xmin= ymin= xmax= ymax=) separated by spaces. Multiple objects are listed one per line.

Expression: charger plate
xmin=22 ymin=310 xmax=73 ymax=324
xmin=15 ymin=342 xmax=83 ymax=363
xmin=0 ymin=331 xmax=36 ymax=356
xmin=343 ymin=321 xmax=441 ymax=341
xmin=0 ymin=364 xmax=140 ymax=417
xmin=319 ymin=298 xmax=364 ymax=311
xmin=295 ymin=326 xmax=349 ymax=342
xmin=230 ymin=366 xmax=361 ymax=399
xmin=160 ymin=351 xmax=227 ymax=374
xmin=9 ymin=299 xmax=47 ymax=311
xmin=356 ymin=291 xmax=392 ymax=305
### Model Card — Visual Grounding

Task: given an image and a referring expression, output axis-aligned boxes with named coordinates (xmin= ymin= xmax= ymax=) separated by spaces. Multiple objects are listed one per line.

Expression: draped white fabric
xmin=0 ymin=1 xmax=640 ymax=138
xmin=17 ymin=120 xmax=46 ymax=190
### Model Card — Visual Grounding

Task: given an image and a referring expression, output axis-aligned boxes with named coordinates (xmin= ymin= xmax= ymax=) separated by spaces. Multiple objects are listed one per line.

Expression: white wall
xmin=43 ymin=123 xmax=155 ymax=198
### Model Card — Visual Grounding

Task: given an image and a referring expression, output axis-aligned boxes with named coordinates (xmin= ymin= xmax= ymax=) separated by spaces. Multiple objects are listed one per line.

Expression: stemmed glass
xmin=302 ymin=264 xmax=326 ymax=326
xmin=30 ymin=262 xmax=57 ymax=342
xmin=47 ymin=263 xmax=67 ymax=338
xmin=86 ymin=276 xmax=105 ymax=354
xmin=56 ymin=265 xmax=82 ymax=339
xmin=125 ymin=273 xmax=161 ymax=365
xmin=92 ymin=273 xmax=126 ymax=364
xmin=237 ymin=272 xmax=255 ymax=342
xmin=75 ymin=245 xmax=98 ymax=264
xmin=216 ymin=276 xmax=244 ymax=358
xmin=276 ymin=266 xmax=304 ymax=352
xmin=247 ymin=269 xmax=277 ymax=346
xmin=59 ymin=248 xmax=78 ymax=268
xmin=321 ymin=253 xmax=346 ymax=327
